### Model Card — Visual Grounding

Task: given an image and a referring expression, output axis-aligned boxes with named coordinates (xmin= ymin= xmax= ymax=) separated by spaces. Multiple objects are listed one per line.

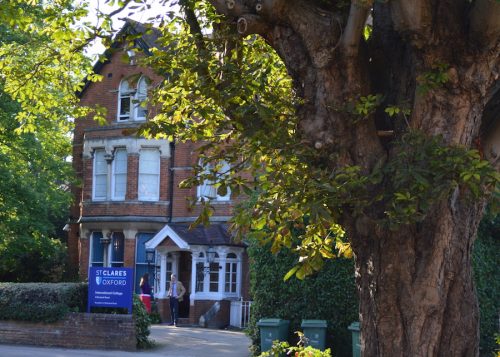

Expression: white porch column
xmin=159 ymin=253 xmax=167 ymax=299
xmin=190 ymin=249 xmax=200 ymax=306
xmin=237 ymin=252 xmax=243 ymax=298
xmin=171 ymin=252 xmax=180 ymax=276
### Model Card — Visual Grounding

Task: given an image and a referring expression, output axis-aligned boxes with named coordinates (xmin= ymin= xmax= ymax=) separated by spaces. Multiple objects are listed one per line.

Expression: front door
xmin=177 ymin=251 xmax=191 ymax=318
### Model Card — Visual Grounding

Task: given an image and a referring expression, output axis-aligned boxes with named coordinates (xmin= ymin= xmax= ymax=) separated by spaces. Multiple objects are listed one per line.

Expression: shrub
xmin=260 ymin=336 xmax=332 ymax=357
xmin=247 ymin=240 xmax=358 ymax=357
xmin=133 ymin=294 xmax=154 ymax=348
xmin=0 ymin=282 xmax=86 ymax=322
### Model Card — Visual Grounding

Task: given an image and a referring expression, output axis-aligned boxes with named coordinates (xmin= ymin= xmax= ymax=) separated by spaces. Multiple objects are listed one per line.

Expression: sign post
xmin=88 ymin=267 xmax=134 ymax=314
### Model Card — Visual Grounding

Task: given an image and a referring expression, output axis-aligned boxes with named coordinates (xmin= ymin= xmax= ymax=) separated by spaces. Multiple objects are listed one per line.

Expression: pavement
xmin=0 ymin=324 xmax=252 ymax=357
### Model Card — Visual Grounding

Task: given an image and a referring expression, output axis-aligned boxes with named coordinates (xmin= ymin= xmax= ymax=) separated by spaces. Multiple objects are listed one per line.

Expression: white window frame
xmin=192 ymin=247 xmax=242 ymax=301
xmin=111 ymin=148 xmax=127 ymax=201
xmin=92 ymin=149 xmax=107 ymax=201
xmin=197 ymin=160 xmax=231 ymax=202
xmin=118 ymin=79 xmax=134 ymax=121
xmin=225 ymin=253 xmax=238 ymax=294
xmin=134 ymin=76 xmax=148 ymax=121
xmin=138 ymin=148 xmax=160 ymax=201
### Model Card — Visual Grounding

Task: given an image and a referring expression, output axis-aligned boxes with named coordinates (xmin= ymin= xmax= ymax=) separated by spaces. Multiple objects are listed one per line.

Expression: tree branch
xmin=236 ymin=14 xmax=271 ymax=36
xmin=341 ymin=0 xmax=372 ymax=57
xmin=206 ymin=0 xmax=250 ymax=17
xmin=470 ymin=0 xmax=500 ymax=47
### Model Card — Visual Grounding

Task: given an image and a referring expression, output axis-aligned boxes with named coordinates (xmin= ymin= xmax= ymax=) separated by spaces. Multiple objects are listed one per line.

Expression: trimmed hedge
xmin=0 ymin=282 xmax=153 ymax=348
xmin=247 ymin=240 xmax=358 ymax=357
xmin=473 ymin=210 xmax=500 ymax=356
xmin=0 ymin=282 xmax=86 ymax=322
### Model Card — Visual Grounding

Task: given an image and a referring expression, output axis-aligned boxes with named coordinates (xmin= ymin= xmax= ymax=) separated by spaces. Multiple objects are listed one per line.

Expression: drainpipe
xmin=168 ymin=139 xmax=176 ymax=223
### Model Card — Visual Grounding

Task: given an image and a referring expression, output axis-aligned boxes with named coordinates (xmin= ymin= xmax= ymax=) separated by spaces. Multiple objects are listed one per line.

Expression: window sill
xmin=196 ymin=199 xmax=232 ymax=205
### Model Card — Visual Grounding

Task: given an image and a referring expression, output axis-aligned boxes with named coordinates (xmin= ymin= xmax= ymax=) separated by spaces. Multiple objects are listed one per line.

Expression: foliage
xmin=416 ymin=62 xmax=449 ymax=94
xmin=0 ymin=282 xmax=87 ymax=322
xmin=0 ymin=0 xmax=99 ymax=127
xmin=259 ymin=337 xmax=332 ymax=357
xmin=0 ymin=232 xmax=67 ymax=282
xmin=473 ymin=209 xmax=500 ymax=356
xmin=382 ymin=132 xmax=499 ymax=228
xmin=133 ymin=294 xmax=154 ymax=349
xmin=247 ymin=240 xmax=358 ymax=357
xmin=0 ymin=14 xmax=75 ymax=282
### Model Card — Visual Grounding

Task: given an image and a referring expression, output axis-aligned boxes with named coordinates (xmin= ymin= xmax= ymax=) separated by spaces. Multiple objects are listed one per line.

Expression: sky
xmin=83 ymin=0 xmax=175 ymax=57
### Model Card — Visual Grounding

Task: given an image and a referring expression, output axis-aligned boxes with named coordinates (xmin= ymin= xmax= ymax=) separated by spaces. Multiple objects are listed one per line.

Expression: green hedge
xmin=0 ymin=282 xmax=86 ymax=322
xmin=247 ymin=241 xmax=358 ymax=357
xmin=473 ymin=210 xmax=500 ymax=356
xmin=0 ymin=282 xmax=153 ymax=348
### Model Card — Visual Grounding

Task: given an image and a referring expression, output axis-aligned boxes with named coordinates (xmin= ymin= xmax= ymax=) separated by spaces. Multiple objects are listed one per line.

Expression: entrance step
xmin=176 ymin=318 xmax=191 ymax=326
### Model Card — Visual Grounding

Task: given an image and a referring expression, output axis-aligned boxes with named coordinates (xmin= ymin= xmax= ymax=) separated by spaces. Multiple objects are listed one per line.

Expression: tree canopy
xmin=0 ymin=7 xmax=74 ymax=282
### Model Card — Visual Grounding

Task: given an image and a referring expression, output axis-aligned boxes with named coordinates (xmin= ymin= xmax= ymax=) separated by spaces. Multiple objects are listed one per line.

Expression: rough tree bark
xmin=207 ymin=0 xmax=499 ymax=355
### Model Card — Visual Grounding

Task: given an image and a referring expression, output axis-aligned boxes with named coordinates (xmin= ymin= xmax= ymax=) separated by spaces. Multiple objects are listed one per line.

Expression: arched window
xmin=118 ymin=80 xmax=133 ymax=121
xmin=117 ymin=76 xmax=149 ymax=121
xmin=135 ymin=76 xmax=148 ymax=120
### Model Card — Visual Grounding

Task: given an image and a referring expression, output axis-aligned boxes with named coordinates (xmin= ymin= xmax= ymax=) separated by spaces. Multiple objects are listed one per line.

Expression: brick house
xmin=67 ymin=20 xmax=250 ymax=326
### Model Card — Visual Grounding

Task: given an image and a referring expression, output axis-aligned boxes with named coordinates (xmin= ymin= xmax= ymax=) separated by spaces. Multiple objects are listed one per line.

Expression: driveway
xmin=0 ymin=324 xmax=252 ymax=357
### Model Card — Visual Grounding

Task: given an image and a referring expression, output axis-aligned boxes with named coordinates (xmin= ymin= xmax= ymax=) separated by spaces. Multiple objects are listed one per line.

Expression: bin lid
xmin=257 ymin=318 xmax=290 ymax=327
xmin=301 ymin=319 xmax=327 ymax=328
xmin=348 ymin=322 xmax=360 ymax=331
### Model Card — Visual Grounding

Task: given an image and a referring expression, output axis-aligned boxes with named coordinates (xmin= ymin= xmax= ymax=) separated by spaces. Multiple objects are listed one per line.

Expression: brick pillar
xmin=127 ymin=154 xmax=138 ymax=200
xmin=79 ymin=229 xmax=90 ymax=280
xmin=159 ymin=156 xmax=169 ymax=201
xmin=123 ymin=229 xmax=137 ymax=268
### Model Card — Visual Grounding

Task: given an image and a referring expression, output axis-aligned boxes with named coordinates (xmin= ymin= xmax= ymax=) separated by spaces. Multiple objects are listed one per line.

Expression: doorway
xmin=178 ymin=251 xmax=191 ymax=318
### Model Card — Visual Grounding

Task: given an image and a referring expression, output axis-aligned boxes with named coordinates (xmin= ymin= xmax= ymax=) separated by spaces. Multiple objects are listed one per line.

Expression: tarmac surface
xmin=0 ymin=324 xmax=252 ymax=357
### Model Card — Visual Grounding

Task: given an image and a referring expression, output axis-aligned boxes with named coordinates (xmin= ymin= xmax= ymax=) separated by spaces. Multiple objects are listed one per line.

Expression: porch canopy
xmin=145 ymin=223 xmax=246 ymax=301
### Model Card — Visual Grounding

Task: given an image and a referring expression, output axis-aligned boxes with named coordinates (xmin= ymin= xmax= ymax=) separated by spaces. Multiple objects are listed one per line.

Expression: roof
xmin=145 ymin=223 xmax=246 ymax=250
xmin=77 ymin=18 xmax=162 ymax=98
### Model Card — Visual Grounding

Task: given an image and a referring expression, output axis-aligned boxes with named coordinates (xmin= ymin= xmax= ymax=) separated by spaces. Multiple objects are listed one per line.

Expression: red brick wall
xmin=126 ymin=154 xmax=138 ymax=200
xmin=79 ymin=239 xmax=89 ymax=280
xmin=124 ymin=239 xmax=136 ymax=268
xmin=0 ymin=313 xmax=136 ymax=351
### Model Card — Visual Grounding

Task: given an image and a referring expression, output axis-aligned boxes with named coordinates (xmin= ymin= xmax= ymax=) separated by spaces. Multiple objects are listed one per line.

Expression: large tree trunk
xmin=206 ymin=0 xmax=499 ymax=355
xmin=354 ymin=197 xmax=484 ymax=356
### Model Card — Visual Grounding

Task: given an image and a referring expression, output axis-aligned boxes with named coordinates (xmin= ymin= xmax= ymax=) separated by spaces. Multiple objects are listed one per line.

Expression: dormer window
xmin=117 ymin=76 xmax=149 ymax=122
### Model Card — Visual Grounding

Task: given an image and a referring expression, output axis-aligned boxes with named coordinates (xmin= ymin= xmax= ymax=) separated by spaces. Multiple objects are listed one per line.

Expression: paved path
xmin=0 ymin=324 xmax=252 ymax=357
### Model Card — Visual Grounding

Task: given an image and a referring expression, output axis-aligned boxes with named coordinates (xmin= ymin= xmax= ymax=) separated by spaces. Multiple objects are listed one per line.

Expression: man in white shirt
xmin=167 ymin=274 xmax=186 ymax=326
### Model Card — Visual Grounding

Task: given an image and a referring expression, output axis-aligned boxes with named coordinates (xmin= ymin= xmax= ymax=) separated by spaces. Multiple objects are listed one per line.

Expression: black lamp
xmin=206 ymin=245 xmax=217 ymax=264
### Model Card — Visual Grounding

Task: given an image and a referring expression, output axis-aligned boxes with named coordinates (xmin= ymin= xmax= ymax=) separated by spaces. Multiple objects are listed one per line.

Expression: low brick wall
xmin=0 ymin=312 xmax=136 ymax=351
